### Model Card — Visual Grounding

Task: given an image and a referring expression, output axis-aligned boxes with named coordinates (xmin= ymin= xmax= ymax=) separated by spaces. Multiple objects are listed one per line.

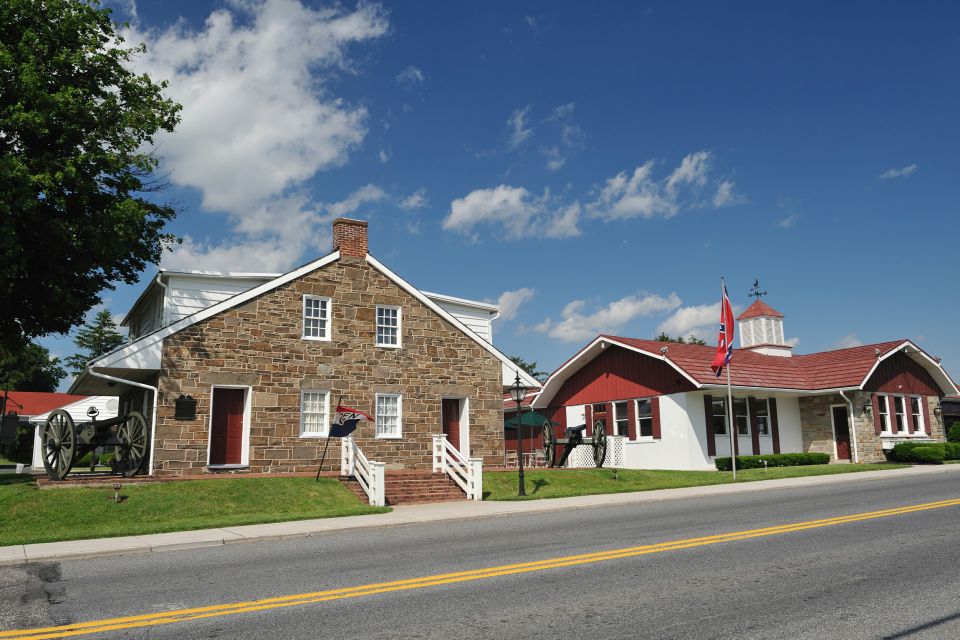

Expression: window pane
xmin=614 ymin=401 xmax=629 ymax=437
xmin=755 ymin=399 xmax=770 ymax=435
xmin=301 ymin=391 xmax=328 ymax=435
xmin=303 ymin=297 xmax=328 ymax=338
xmin=735 ymin=398 xmax=749 ymax=436
xmin=712 ymin=399 xmax=727 ymax=435
xmin=376 ymin=307 xmax=399 ymax=346
xmin=636 ymin=399 xmax=652 ymax=438
xmin=376 ymin=395 xmax=401 ymax=437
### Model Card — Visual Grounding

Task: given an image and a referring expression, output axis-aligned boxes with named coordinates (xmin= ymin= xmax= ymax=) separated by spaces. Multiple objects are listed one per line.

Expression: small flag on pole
xmin=329 ymin=405 xmax=374 ymax=438
xmin=710 ymin=282 xmax=735 ymax=377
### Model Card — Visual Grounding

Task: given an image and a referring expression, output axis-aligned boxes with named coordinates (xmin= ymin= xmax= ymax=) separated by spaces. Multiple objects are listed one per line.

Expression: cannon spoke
xmin=42 ymin=410 xmax=75 ymax=480
xmin=116 ymin=412 xmax=150 ymax=477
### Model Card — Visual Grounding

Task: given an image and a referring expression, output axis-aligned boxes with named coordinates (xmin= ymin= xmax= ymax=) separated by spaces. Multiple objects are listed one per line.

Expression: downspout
xmin=839 ymin=389 xmax=860 ymax=464
xmin=155 ymin=272 xmax=169 ymax=328
xmin=85 ymin=368 xmax=159 ymax=476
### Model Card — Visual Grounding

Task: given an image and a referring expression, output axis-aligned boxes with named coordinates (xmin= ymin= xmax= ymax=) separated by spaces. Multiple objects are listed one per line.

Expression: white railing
xmin=565 ymin=435 xmax=626 ymax=468
xmin=432 ymin=435 xmax=483 ymax=501
xmin=340 ymin=436 xmax=385 ymax=507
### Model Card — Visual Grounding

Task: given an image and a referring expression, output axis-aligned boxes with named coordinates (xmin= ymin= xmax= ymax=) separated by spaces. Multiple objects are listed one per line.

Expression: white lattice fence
xmin=565 ymin=435 xmax=625 ymax=468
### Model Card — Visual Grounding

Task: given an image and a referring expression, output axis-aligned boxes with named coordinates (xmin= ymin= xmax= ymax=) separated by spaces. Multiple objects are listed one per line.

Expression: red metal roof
xmin=1 ymin=391 xmax=89 ymax=417
xmin=602 ymin=336 xmax=905 ymax=390
xmin=736 ymin=299 xmax=784 ymax=320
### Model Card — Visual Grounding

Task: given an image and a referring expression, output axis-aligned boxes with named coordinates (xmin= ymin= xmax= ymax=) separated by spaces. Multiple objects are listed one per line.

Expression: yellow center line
xmin=5 ymin=496 xmax=960 ymax=640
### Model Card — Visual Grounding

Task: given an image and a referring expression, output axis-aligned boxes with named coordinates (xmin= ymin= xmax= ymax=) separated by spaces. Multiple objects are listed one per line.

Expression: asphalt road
xmin=4 ymin=473 xmax=960 ymax=639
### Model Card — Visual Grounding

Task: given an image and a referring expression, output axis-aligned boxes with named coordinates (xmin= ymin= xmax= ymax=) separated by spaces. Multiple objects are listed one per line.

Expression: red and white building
xmin=531 ymin=299 xmax=958 ymax=470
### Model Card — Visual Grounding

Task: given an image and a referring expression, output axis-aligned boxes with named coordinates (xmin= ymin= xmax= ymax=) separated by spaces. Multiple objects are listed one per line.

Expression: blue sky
xmin=43 ymin=0 xmax=959 ymax=387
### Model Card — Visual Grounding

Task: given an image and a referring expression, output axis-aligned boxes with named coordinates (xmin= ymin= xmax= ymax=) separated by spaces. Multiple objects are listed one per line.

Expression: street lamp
xmin=509 ymin=370 xmax=528 ymax=497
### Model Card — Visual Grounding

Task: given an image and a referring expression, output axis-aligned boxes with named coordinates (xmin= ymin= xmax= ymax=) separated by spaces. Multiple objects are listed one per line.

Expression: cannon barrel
xmin=564 ymin=424 xmax=586 ymax=438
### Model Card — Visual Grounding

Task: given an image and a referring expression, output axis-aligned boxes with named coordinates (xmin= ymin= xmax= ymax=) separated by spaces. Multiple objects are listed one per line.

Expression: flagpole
xmin=316 ymin=394 xmax=343 ymax=481
xmin=721 ymin=277 xmax=737 ymax=481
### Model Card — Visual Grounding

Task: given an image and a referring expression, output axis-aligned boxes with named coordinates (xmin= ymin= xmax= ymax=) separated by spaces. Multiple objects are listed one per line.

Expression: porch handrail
xmin=340 ymin=436 xmax=385 ymax=507
xmin=432 ymin=434 xmax=482 ymax=501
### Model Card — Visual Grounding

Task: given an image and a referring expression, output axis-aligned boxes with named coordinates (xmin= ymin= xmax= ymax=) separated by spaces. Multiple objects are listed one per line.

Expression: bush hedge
xmin=891 ymin=441 xmax=958 ymax=463
xmin=715 ymin=452 xmax=830 ymax=471
xmin=947 ymin=423 xmax=960 ymax=443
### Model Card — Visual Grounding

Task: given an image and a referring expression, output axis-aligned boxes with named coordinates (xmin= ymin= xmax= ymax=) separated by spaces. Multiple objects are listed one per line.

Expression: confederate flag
xmin=710 ymin=282 xmax=735 ymax=377
xmin=329 ymin=405 xmax=374 ymax=438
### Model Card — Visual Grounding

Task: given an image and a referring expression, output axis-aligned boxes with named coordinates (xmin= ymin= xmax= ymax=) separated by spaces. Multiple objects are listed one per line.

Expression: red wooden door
xmin=832 ymin=406 xmax=851 ymax=460
xmin=442 ymin=399 xmax=461 ymax=451
xmin=210 ymin=388 xmax=245 ymax=465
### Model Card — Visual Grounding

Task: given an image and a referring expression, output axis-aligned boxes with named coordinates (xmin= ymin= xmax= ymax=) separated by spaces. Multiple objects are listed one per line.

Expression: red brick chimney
xmin=332 ymin=218 xmax=368 ymax=257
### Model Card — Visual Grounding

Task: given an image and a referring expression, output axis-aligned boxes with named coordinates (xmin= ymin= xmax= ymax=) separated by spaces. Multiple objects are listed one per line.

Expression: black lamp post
xmin=509 ymin=371 xmax=528 ymax=497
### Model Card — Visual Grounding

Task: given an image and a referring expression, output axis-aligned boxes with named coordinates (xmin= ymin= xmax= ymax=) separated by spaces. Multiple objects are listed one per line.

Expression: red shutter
xmin=651 ymin=397 xmax=662 ymax=440
xmin=769 ymin=398 xmax=781 ymax=454
xmin=607 ymin=402 xmax=615 ymax=435
xmin=584 ymin=404 xmax=593 ymax=437
xmin=704 ymin=395 xmax=716 ymax=457
xmin=889 ymin=396 xmax=898 ymax=434
xmin=905 ymin=397 xmax=915 ymax=434
xmin=921 ymin=396 xmax=932 ymax=435
xmin=748 ymin=397 xmax=761 ymax=455
xmin=626 ymin=399 xmax=637 ymax=441
xmin=872 ymin=395 xmax=882 ymax=434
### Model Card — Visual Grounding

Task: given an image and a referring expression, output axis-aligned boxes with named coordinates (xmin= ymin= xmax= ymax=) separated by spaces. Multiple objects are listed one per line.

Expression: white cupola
xmin=737 ymin=299 xmax=793 ymax=357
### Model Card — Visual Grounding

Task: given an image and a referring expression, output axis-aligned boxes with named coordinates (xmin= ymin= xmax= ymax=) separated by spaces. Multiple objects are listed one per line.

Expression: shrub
xmin=715 ymin=452 xmax=830 ymax=471
xmin=2 ymin=424 xmax=34 ymax=464
xmin=910 ymin=446 xmax=945 ymax=464
xmin=947 ymin=423 xmax=960 ymax=443
xmin=943 ymin=442 xmax=960 ymax=461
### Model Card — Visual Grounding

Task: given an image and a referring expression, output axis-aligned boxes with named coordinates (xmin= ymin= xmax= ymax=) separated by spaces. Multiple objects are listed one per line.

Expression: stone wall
xmin=152 ymin=255 xmax=503 ymax=476
xmin=798 ymin=394 xmax=840 ymax=459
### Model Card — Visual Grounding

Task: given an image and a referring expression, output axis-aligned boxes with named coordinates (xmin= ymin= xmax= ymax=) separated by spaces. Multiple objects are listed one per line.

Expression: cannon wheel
xmin=42 ymin=410 xmax=76 ymax=480
xmin=115 ymin=412 xmax=150 ymax=477
xmin=542 ymin=423 xmax=556 ymax=468
xmin=592 ymin=421 xmax=607 ymax=468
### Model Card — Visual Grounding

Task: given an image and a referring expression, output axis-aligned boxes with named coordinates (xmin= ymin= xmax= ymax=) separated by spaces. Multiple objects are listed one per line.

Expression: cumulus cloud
xmin=507 ymin=107 xmax=533 ymax=149
xmin=496 ymin=288 xmax=536 ymax=321
xmin=656 ymin=303 xmax=720 ymax=342
xmin=443 ymin=186 xmax=581 ymax=239
xmin=832 ymin=334 xmax=864 ymax=349
xmin=396 ymin=65 xmax=425 ymax=89
xmin=399 ymin=188 xmax=428 ymax=210
xmin=535 ymin=293 xmax=682 ymax=343
xmin=125 ymin=0 xmax=389 ymax=271
xmin=324 ymin=184 xmax=387 ymax=218
xmin=879 ymin=164 xmax=919 ymax=180
xmin=588 ymin=151 xmax=742 ymax=220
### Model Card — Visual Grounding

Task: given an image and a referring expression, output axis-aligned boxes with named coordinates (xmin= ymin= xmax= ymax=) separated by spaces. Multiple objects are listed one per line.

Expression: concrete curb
xmin=3 ymin=464 xmax=958 ymax=565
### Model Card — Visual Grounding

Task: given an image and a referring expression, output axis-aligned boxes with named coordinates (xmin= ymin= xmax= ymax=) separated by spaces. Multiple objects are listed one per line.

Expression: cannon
xmin=541 ymin=421 xmax=607 ymax=468
xmin=41 ymin=406 xmax=150 ymax=481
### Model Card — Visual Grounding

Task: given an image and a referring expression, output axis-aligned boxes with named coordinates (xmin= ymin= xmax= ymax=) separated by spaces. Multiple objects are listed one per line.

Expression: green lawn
xmin=0 ymin=476 xmax=389 ymax=546
xmin=483 ymin=463 xmax=910 ymax=501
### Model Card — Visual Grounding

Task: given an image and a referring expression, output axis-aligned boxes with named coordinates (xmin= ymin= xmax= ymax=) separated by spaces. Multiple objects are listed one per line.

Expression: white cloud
xmin=443 ymin=186 xmax=581 ymax=239
xmin=127 ymin=0 xmax=388 ymax=270
xmin=507 ymin=107 xmax=533 ymax=149
xmin=496 ymin=288 xmax=536 ymax=321
xmin=399 ymin=188 xmax=428 ymax=210
xmin=396 ymin=65 xmax=425 ymax=89
xmin=378 ymin=148 xmax=391 ymax=163
xmin=588 ymin=151 xmax=741 ymax=220
xmin=165 ymin=236 xmax=300 ymax=273
xmin=535 ymin=293 xmax=682 ymax=343
xmin=879 ymin=164 xmax=919 ymax=180
xmin=542 ymin=146 xmax=566 ymax=171
xmin=832 ymin=334 xmax=864 ymax=349
xmin=776 ymin=214 xmax=799 ymax=228
xmin=657 ymin=303 xmax=720 ymax=342
xmin=324 ymin=184 xmax=387 ymax=218
xmin=784 ymin=336 xmax=801 ymax=348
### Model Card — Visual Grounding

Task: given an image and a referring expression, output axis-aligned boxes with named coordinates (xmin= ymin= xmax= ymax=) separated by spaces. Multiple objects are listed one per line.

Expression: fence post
xmin=468 ymin=457 xmax=483 ymax=501
xmin=369 ymin=461 xmax=386 ymax=507
xmin=341 ymin=436 xmax=353 ymax=476
xmin=432 ymin=435 xmax=447 ymax=473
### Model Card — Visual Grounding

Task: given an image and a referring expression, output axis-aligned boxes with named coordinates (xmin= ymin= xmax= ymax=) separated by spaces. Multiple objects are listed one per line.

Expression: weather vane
xmin=748 ymin=278 xmax=767 ymax=300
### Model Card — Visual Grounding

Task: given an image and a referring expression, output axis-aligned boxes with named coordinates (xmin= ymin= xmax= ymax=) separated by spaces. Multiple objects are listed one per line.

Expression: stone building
xmin=529 ymin=298 xmax=957 ymax=470
xmin=71 ymin=219 xmax=540 ymax=476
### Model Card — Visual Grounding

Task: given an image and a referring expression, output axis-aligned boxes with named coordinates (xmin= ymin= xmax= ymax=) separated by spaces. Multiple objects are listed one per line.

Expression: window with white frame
xmin=711 ymin=398 xmax=727 ymax=436
xmin=734 ymin=398 xmax=749 ymax=436
xmin=877 ymin=394 xmax=891 ymax=432
xmin=754 ymin=399 xmax=771 ymax=435
xmin=300 ymin=390 xmax=330 ymax=437
xmin=613 ymin=401 xmax=630 ymax=437
xmin=894 ymin=396 xmax=906 ymax=432
xmin=375 ymin=394 xmax=402 ymax=438
xmin=636 ymin=399 xmax=654 ymax=438
xmin=910 ymin=397 xmax=924 ymax=433
xmin=303 ymin=296 xmax=330 ymax=340
xmin=376 ymin=305 xmax=401 ymax=347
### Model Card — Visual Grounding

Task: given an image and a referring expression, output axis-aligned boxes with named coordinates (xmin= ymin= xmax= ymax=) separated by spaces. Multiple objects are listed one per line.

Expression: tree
xmin=0 ymin=340 xmax=66 ymax=392
xmin=65 ymin=309 xmax=125 ymax=377
xmin=655 ymin=332 xmax=707 ymax=346
xmin=0 ymin=0 xmax=182 ymax=348
xmin=509 ymin=356 xmax=548 ymax=382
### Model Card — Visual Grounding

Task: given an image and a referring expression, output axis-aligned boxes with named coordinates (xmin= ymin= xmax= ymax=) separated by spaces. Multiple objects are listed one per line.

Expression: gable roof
xmin=1 ymin=392 xmax=88 ymax=417
xmin=78 ymin=250 xmax=540 ymax=390
xmin=532 ymin=335 xmax=958 ymax=408
xmin=737 ymin=299 xmax=784 ymax=320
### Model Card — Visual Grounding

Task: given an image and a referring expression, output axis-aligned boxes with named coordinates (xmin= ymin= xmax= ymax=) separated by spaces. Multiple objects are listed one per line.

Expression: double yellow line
xmin=6 ymin=496 xmax=960 ymax=640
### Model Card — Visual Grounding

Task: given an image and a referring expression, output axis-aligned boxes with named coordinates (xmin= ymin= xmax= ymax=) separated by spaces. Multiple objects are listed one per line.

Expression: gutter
xmin=85 ymin=367 xmax=159 ymax=476
xmin=154 ymin=271 xmax=169 ymax=328
xmin=839 ymin=389 xmax=860 ymax=463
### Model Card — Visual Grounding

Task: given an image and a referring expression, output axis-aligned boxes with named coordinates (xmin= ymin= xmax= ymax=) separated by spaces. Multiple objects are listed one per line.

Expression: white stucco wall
xmin=620 ymin=393 xmax=716 ymax=471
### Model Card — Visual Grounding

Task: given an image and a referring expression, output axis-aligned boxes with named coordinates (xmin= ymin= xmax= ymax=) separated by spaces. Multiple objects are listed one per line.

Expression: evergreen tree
xmin=510 ymin=356 xmax=548 ymax=382
xmin=655 ymin=332 xmax=706 ymax=346
xmin=65 ymin=310 xmax=125 ymax=376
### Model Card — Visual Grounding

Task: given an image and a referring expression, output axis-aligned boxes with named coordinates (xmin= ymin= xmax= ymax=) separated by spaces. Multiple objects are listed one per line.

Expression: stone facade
xmin=150 ymin=255 xmax=504 ymax=476
xmin=799 ymin=391 xmax=945 ymax=463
